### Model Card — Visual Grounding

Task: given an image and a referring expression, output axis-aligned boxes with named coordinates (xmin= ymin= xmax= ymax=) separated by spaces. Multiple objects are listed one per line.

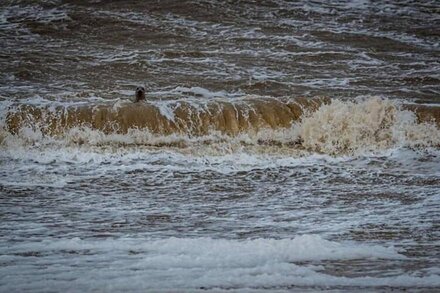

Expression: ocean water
xmin=1 ymin=0 xmax=440 ymax=291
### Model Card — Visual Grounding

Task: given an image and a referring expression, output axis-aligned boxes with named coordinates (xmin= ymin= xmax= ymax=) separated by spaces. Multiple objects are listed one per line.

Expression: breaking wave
xmin=1 ymin=96 xmax=439 ymax=155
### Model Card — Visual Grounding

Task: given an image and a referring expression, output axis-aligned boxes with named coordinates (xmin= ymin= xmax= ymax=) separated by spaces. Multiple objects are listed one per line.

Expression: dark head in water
xmin=134 ymin=86 xmax=146 ymax=102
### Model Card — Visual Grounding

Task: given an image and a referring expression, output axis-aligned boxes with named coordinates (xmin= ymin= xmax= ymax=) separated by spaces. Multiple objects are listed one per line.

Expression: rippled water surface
xmin=1 ymin=0 xmax=440 ymax=291
xmin=1 ymin=0 xmax=439 ymax=101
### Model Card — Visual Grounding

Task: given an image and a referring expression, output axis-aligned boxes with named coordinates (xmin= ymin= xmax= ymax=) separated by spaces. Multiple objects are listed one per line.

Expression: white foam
xmin=4 ymin=235 xmax=435 ymax=291
xmin=299 ymin=97 xmax=440 ymax=155
xmin=4 ymin=234 xmax=404 ymax=261
xmin=172 ymin=86 xmax=230 ymax=99
xmin=300 ymin=77 xmax=353 ymax=88
xmin=0 ymin=139 xmax=339 ymax=176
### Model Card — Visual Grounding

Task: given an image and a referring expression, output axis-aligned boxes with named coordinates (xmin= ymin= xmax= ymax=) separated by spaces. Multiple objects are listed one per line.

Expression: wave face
xmin=2 ymin=97 xmax=439 ymax=155
xmin=4 ymin=96 xmax=327 ymax=136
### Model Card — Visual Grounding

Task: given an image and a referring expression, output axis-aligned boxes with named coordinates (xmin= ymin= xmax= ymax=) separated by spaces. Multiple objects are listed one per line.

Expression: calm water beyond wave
xmin=1 ymin=1 xmax=440 ymax=291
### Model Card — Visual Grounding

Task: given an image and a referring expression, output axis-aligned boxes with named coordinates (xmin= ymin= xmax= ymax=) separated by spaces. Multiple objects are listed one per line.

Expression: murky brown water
xmin=1 ymin=0 xmax=439 ymax=101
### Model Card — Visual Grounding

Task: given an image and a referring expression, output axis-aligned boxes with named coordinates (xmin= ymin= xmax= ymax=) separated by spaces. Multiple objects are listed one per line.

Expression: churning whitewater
xmin=2 ymin=96 xmax=439 ymax=154
xmin=1 ymin=0 xmax=440 ymax=292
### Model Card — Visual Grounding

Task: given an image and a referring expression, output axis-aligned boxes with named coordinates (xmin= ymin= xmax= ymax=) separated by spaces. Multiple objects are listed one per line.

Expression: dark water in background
xmin=1 ymin=1 xmax=440 ymax=291
xmin=1 ymin=0 xmax=439 ymax=101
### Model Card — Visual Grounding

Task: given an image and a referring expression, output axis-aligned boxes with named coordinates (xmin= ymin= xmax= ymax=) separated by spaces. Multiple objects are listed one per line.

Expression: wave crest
xmin=299 ymin=98 xmax=440 ymax=154
xmin=1 ymin=97 xmax=439 ymax=155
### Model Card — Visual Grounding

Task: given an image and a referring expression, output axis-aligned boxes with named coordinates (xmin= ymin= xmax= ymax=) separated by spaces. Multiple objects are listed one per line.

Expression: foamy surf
xmin=2 ymin=103 xmax=439 ymax=291
xmin=2 ymin=235 xmax=438 ymax=292
xmin=1 ymin=97 xmax=439 ymax=155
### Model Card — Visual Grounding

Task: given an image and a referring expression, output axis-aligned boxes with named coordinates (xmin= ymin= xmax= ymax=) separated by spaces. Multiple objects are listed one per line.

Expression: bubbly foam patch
xmin=4 ymin=235 xmax=437 ymax=291
xmin=299 ymin=97 xmax=440 ymax=154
